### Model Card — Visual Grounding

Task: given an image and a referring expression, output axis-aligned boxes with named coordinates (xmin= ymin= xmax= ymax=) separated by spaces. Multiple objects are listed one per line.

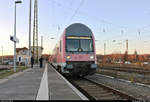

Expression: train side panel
xmin=50 ymin=31 xmax=67 ymax=73
xmin=92 ymin=34 xmax=97 ymax=64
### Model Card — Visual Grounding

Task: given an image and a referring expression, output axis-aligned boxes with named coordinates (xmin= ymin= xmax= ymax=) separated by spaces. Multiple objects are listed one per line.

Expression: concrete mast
xmin=33 ymin=0 xmax=38 ymax=63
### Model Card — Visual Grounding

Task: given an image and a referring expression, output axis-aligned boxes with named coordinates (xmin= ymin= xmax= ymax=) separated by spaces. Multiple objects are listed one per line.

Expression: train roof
xmin=65 ymin=23 xmax=93 ymax=37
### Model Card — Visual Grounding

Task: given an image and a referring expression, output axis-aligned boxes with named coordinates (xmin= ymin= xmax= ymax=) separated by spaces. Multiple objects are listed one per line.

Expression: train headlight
xmin=66 ymin=55 xmax=71 ymax=59
xmin=90 ymin=56 xmax=94 ymax=59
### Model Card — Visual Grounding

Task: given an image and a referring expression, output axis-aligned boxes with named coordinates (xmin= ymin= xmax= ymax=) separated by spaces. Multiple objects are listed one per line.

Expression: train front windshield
xmin=66 ymin=39 xmax=94 ymax=52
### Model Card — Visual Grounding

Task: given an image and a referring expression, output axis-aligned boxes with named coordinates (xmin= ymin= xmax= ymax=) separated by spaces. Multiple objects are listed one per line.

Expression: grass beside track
xmin=97 ymin=68 xmax=150 ymax=85
xmin=0 ymin=66 xmax=29 ymax=79
xmin=98 ymin=63 xmax=150 ymax=70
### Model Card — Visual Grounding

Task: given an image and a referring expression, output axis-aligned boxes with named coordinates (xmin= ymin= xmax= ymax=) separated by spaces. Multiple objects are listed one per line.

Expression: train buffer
xmin=0 ymin=63 xmax=88 ymax=100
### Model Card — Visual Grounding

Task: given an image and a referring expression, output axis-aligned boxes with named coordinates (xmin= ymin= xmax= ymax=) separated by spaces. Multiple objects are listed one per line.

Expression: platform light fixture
xmin=15 ymin=0 xmax=22 ymax=4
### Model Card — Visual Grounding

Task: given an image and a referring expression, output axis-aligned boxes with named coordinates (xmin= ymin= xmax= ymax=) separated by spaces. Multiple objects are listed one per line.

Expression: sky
xmin=0 ymin=0 xmax=150 ymax=55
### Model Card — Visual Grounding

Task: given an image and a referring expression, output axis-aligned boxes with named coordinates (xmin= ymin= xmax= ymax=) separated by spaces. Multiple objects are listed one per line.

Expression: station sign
xmin=10 ymin=35 xmax=19 ymax=43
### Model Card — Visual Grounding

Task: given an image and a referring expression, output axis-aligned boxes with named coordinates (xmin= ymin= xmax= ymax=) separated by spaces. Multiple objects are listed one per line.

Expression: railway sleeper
xmin=95 ymin=95 xmax=121 ymax=100
xmin=85 ymin=88 xmax=105 ymax=91
xmin=81 ymin=87 xmax=106 ymax=92
xmin=80 ymin=85 xmax=101 ymax=89
xmin=86 ymin=90 xmax=108 ymax=94
xmin=75 ymin=84 xmax=100 ymax=88
xmin=75 ymin=83 xmax=97 ymax=86
xmin=85 ymin=89 xmax=107 ymax=93
xmin=97 ymin=90 xmax=112 ymax=94
xmin=74 ymin=81 xmax=96 ymax=85
xmin=93 ymin=92 xmax=114 ymax=97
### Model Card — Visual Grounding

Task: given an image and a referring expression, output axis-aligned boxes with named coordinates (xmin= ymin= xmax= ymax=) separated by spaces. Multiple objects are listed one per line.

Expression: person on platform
xmin=39 ymin=56 xmax=43 ymax=68
xmin=31 ymin=56 xmax=34 ymax=68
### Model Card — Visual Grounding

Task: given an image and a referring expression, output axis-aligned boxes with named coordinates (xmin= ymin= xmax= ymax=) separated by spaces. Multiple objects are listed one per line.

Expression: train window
xmin=66 ymin=39 xmax=93 ymax=52
xmin=80 ymin=39 xmax=93 ymax=52
xmin=66 ymin=39 xmax=79 ymax=51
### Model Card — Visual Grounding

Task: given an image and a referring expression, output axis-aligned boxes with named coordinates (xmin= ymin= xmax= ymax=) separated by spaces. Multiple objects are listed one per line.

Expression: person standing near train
xmin=39 ymin=56 xmax=43 ymax=68
xmin=31 ymin=56 xmax=34 ymax=68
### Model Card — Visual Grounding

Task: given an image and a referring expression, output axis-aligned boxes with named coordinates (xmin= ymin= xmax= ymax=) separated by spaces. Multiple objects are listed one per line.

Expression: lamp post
xmin=104 ymin=43 xmax=106 ymax=56
xmin=29 ymin=0 xmax=32 ymax=60
xmin=103 ymin=41 xmax=106 ymax=64
xmin=49 ymin=37 xmax=55 ymax=54
xmin=50 ymin=37 xmax=55 ymax=40
xmin=14 ymin=0 xmax=22 ymax=72
xmin=118 ymin=42 xmax=122 ymax=65
xmin=113 ymin=40 xmax=127 ymax=64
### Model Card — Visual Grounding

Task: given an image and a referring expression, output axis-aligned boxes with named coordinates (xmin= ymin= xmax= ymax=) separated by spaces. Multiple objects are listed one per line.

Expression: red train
xmin=49 ymin=23 xmax=97 ymax=76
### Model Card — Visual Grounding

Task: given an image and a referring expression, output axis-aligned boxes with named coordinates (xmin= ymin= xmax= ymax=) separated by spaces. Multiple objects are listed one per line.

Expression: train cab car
xmin=50 ymin=23 xmax=97 ymax=76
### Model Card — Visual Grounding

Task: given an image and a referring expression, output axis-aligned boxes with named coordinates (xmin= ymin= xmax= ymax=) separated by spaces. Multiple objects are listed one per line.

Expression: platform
xmin=48 ymin=64 xmax=88 ymax=100
xmin=0 ymin=65 xmax=44 ymax=100
xmin=0 ymin=63 xmax=88 ymax=100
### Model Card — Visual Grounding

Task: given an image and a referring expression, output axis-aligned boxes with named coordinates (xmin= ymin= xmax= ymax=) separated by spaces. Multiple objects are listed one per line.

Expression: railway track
xmin=51 ymin=64 xmax=139 ymax=101
xmin=67 ymin=77 xmax=138 ymax=100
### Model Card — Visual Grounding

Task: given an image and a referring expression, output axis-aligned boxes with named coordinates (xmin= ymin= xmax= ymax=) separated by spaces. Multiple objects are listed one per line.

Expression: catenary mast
xmin=33 ymin=0 xmax=38 ymax=63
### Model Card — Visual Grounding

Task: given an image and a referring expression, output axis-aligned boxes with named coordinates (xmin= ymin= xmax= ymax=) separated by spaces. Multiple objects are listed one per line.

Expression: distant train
xmin=49 ymin=23 xmax=97 ymax=76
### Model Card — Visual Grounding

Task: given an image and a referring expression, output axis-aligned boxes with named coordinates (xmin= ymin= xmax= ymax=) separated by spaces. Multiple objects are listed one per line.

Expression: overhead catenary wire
xmin=49 ymin=0 xmax=150 ymax=54
xmin=50 ymin=0 xmax=127 ymax=30
xmin=67 ymin=0 xmax=85 ymax=24
xmin=50 ymin=0 xmax=129 ymax=43
xmin=49 ymin=0 xmax=135 ymax=53
xmin=43 ymin=0 xmax=150 ymax=38
xmin=51 ymin=0 xmax=150 ymax=39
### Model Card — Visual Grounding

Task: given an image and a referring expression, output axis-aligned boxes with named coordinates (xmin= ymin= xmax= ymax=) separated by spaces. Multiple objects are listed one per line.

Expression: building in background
xmin=16 ymin=46 xmax=43 ymax=65
xmin=16 ymin=47 xmax=29 ymax=66
xmin=0 ymin=46 xmax=44 ymax=65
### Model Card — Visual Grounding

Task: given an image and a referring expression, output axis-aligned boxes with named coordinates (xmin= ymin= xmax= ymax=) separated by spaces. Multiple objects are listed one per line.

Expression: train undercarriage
xmin=63 ymin=61 xmax=97 ymax=76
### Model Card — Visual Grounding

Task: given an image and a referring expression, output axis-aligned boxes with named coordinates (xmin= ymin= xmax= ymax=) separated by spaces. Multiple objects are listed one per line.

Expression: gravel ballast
xmin=86 ymin=73 xmax=150 ymax=100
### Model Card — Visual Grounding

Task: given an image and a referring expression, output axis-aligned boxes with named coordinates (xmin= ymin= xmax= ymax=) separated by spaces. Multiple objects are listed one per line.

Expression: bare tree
xmin=123 ymin=51 xmax=128 ymax=63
